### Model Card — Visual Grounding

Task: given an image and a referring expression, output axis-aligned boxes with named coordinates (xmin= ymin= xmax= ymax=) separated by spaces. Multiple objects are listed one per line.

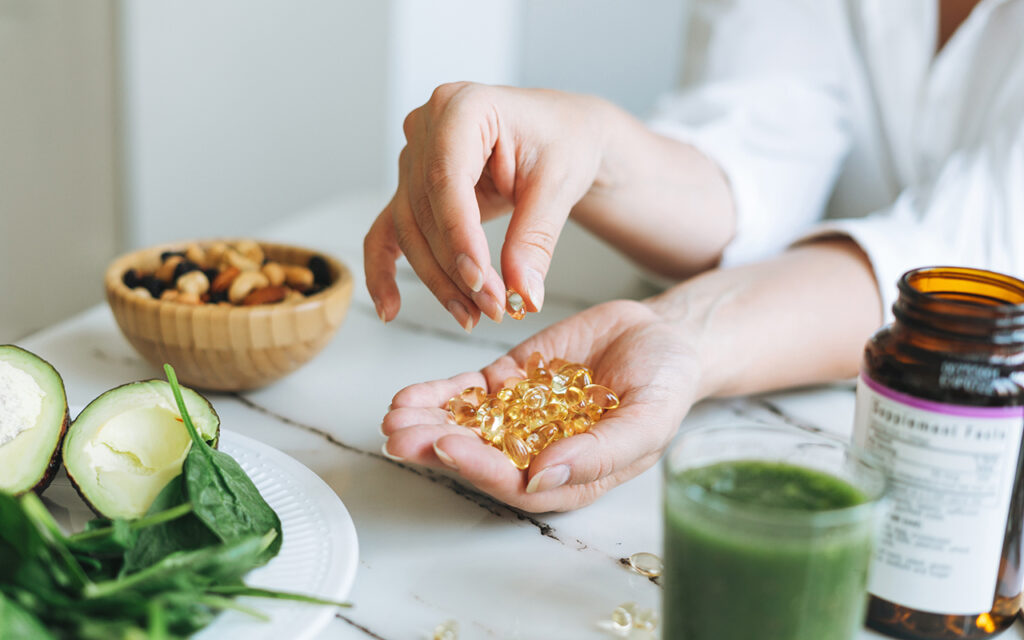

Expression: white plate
xmin=42 ymin=428 xmax=359 ymax=640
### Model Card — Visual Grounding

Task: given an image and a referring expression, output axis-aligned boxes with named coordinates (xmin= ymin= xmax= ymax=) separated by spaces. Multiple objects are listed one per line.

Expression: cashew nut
xmin=228 ymin=271 xmax=270 ymax=304
xmin=177 ymin=270 xmax=210 ymax=296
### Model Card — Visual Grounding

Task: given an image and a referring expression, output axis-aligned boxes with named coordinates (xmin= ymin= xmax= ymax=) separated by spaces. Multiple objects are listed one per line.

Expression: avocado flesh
xmin=64 ymin=380 xmax=219 ymax=519
xmin=0 ymin=345 xmax=69 ymax=495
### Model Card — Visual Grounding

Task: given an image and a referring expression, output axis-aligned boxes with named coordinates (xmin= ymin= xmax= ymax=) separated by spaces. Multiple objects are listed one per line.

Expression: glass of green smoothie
xmin=662 ymin=423 xmax=886 ymax=640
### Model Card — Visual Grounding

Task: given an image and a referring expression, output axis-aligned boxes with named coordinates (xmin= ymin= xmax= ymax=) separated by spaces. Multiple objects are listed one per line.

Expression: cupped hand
xmin=380 ymin=300 xmax=700 ymax=512
xmin=364 ymin=82 xmax=612 ymax=331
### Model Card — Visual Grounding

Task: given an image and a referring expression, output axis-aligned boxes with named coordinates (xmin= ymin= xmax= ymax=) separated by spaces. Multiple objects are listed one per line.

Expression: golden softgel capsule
xmin=446 ymin=352 xmax=619 ymax=469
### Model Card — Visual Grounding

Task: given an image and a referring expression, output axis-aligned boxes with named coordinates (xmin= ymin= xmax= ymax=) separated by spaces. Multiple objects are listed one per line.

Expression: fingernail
xmin=373 ymin=299 xmax=387 ymax=323
xmin=381 ymin=441 xmax=404 ymax=461
xmin=446 ymin=300 xmax=473 ymax=333
xmin=526 ymin=464 xmax=570 ymax=494
xmin=526 ymin=269 xmax=545 ymax=312
xmin=379 ymin=422 xmax=388 ymax=437
xmin=472 ymin=290 xmax=504 ymax=323
xmin=433 ymin=440 xmax=458 ymax=469
xmin=455 ymin=253 xmax=484 ymax=292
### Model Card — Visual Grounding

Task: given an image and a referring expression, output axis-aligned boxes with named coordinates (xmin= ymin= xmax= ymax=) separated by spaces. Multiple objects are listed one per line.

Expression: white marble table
xmin=21 ymin=193 xmax=1022 ymax=639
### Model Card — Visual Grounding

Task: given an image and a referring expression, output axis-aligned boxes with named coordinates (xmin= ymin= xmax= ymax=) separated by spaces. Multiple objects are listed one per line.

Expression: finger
xmin=391 ymin=190 xmax=481 ymax=332
xmin=501 ymin=169 xmax=576 ymax=313
xmin=407 ymin=155 xmax=506 ymax=323
xmin=363 ymin=204 xmax=404 ymax=322
xmin=381 ymin=406 xmax=454 ymax=436
xmin=525 ymin=405 xmax=671 ymax=493
xmin=421 ymin=96 xmax=507 ymax=322
xmin=383 ymin=424 xmax=469 ymax=465
xmin=390 ymin=371 xmax=490 ymax=409
xmin=430 ymin=433 xmax=527 ymax=495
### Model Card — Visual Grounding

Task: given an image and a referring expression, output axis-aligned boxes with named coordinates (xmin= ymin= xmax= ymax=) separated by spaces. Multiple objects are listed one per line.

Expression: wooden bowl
xmin=105 ymin=239 xmax=353 ymax=391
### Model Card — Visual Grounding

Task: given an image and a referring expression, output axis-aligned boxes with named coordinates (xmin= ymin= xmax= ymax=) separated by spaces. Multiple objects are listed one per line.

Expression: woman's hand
xmin=380 ymin=300 xmax=700 ymax=512
xmin=364 ymin=82 xmax=615 ymax=330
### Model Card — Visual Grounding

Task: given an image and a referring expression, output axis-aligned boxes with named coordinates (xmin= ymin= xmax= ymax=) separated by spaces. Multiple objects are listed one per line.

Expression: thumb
xmin=501 ymin=175 xmax=575 ymax=313
xmin=524 ymin=411 xmax=668 ymax=494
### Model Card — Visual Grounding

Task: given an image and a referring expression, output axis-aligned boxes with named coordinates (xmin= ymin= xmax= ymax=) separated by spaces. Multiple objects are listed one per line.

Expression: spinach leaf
xmin=121 ymin=475 xmax=217 ymax=574
xmin=165 ymin=365 xmax=282 ymax=564
xmin=85 ymin=530 xmax=276 ymax=599
xmin=0 ymin=592 xmax=56 ymax=640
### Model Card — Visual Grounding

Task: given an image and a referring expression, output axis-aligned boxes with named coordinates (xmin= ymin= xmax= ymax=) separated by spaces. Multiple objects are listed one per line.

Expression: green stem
xmin=206 ymin=585 xmax=352 ymax=608
xmin=163 ymin=364 xmax=206 ymax=451
xmin=20 ymin=493 xmax=91 ymax=587
xmin=197 ymin=594 xmax=271 ymax=622
xmin=69 ymin=503 xmax=194 ymax=544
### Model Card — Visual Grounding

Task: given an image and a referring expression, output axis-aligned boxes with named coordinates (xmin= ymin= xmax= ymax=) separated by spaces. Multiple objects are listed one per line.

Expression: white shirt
xmin=649 ymin=0 xmax=1024 ymax=319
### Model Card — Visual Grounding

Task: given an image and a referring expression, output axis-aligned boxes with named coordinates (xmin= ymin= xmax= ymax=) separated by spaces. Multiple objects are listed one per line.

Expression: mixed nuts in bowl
xmin=105 ymin=239 xmax=353 ymax=391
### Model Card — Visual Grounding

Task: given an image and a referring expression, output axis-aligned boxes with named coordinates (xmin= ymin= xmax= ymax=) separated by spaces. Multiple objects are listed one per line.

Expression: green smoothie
xmin=663 ymin=460 xmax=874 ymax=640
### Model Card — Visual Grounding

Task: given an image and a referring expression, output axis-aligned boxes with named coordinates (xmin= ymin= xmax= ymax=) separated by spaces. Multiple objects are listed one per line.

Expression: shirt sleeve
xmin=648 ymin=0 xmax=854 ymax=268
xmin=798 ymin=117 xmax=1024 ymax=321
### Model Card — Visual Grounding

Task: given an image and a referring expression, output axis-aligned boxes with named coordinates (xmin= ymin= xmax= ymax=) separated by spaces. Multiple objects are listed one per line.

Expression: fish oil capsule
xmin=628 ymin=552 xmax=664 ymax=578
xmin=583 ymin=404 xmax=604 ymax=422
xmin=526 ymin=352 xmax=546 ymax=376
xmin=525 ymin=432 xmax=543 ymax=452
xmin=496 ymin=387 xmax=515 ymax=403
xmin=479 ymin=410 xmax=504 ymax=443
xmin=478 ymin=398 xmax=506 ymax=416
xmin=432 ymin=619 xmax=458 ymax=640
xmin=506 ymin=420 xmax=530 ymax=440
xmin=506 ymin=289 xmax=526 ymax=320
xmin=459 ymin=386 xmax=487 ymax=407
xmin=522 ymin=386 xmax=549 ymax=410
xmin=502 ymin=376 xmax=523 ymax=391
xmin=524 ymin=410 xmax=547 ymax=431
xmin=505 ymin=400 xmax=524 ymax=422
xmin=537 ymin=421 xmax=563 ymax=444
xmin=447 ymin=398 xmax=477 ymax=425
xmin=571 ymin=414 xmax=593 ymax=434
xmin=584 ymin=384 xmax=620 ymax=410
xmin=563 ymin=386 xmax=586 ymax=410
xmin=530 ymin=367 xmax=553 ymax=386
xmin=542 ymin=401 xmax=568 ymax=422
xmin=569 ymin=368 xmax=593 ymax=388
xmin=550 ymin=372 xmax=569 ymax=395
xmin=502 ymin=431 xmax=532 ymax=469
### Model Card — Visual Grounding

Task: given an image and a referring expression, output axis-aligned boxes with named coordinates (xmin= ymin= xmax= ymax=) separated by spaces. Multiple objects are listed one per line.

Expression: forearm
xmin=571 ymin=100 xmax=736 ymax=279
xmin=646 ymin=238 xmax=882 ymax=399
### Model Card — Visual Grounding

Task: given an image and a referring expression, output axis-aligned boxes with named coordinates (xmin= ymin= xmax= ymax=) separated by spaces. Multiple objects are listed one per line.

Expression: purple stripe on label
xmin=860 ymin=372 xmax=1024 ymax=418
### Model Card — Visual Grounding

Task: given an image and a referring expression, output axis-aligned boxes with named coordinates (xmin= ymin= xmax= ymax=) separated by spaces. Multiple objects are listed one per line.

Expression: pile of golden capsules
xmin=446 ymin=352 xmax=620 ymax=470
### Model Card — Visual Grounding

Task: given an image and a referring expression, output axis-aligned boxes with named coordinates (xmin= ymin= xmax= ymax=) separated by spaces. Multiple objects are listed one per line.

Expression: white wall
xmin=0 ymin=0 xmax=120 ymax=341
xmin=520 ymin=0 xmax=687 ymax=117
xmin=120 ymin=0 xmax=391 ymax=248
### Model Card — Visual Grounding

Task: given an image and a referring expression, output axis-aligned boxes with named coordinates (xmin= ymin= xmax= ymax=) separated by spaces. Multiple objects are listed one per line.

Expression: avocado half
xmin=0 ymin=345 xmax=69 ymax=495
xmin=63 ymin=380 xmax=219 ymax=520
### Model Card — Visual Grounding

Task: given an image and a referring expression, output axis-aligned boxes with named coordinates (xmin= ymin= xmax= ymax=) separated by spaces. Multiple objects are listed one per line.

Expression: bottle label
xmin=854 ymin=373 xmax=1024 ymax=615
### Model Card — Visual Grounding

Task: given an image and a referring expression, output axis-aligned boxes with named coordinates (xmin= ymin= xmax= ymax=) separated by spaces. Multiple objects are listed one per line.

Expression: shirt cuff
xmin=795 ymin=214 xmax=959 ymax=323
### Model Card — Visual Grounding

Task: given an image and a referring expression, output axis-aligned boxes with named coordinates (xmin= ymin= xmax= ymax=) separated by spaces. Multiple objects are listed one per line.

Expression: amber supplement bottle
xmin=854 ymin=267 xmax=1024 ymax=639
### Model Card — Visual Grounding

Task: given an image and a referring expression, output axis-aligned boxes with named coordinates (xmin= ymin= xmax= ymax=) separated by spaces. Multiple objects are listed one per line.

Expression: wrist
xmin=643 ymin=279 xmax=730 ymax=402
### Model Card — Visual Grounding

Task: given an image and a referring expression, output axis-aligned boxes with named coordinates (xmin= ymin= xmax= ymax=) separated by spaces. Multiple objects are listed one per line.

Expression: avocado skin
xmin=0 ymin=344 xmax=70 ymax=497
xmin=63 ymin=379 xmax=219 ymax=518
xmin=29 ymin=403 xmax=69 ymax=495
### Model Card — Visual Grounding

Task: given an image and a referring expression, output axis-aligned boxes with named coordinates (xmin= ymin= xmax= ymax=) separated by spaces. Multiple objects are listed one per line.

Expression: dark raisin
xmin=303 ymin=283 xmax=325 ymax=297
xmin=141 ymin=275 xmax=166 ymax=299
xmin=160 ymin=250 xmax=185 ymax=262
xmin=207 ymin=289 xmax=228 ymax=304
xmin=203 ymin=268 xmax=219 ymax=283
xmin=173 ymin=260 xmax=201 ymax=281
xmin=123 ymin=268 xmax=141 ymax=289
xmin=309 ymin=255 xmax=331 ymax=286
